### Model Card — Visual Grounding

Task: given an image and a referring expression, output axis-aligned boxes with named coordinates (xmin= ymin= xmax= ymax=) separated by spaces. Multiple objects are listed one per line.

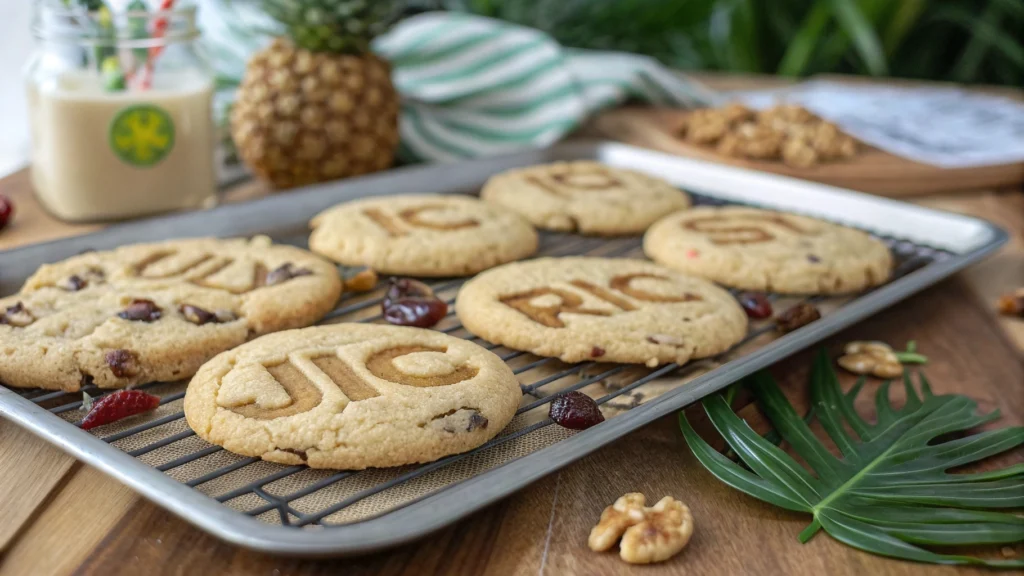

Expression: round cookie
xmin=184 ymin=324 xmax=523 ymax=470
xmin=643 ymin=206 xmax=892 ymax=294
xmin=455 ymin=257 xmax=747 ymax=366
xmin=309 ymin=194 xmax=539 ymax=276
xmin=0 ymin=236 xmax=341 ymax=391
xmin=479 ymin=161 xmax=690 ymax=235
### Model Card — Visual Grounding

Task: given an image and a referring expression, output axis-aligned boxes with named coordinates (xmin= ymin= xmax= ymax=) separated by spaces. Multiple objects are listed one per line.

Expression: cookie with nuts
xmin=184 ymin=323 xmax=522 ymax=469
xmin=644 ymin=206 xmax=893 ymax=294
xmin=0 ymin=237 xmax=341 ymax=391
xmin=455 ymin=257 xmax=747 ymax=366
xmin=309 ymin=194 xmax=539 ymax=276
xmin=480 ymin=161 xmax=691 ymax=235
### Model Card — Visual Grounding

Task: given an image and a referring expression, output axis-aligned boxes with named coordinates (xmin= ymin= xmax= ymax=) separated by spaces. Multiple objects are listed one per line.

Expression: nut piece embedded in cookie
xmin=589 ymin=493 xmax=694 ymax=564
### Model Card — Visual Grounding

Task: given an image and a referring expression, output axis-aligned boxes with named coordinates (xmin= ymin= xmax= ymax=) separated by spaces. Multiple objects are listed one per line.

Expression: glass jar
xmin=26 ymin=0 xmax=217 ymax=222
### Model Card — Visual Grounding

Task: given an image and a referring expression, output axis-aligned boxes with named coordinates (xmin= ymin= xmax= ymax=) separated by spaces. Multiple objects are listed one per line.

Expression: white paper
xmin=730 ymin=81 xmax=1024 ymax=169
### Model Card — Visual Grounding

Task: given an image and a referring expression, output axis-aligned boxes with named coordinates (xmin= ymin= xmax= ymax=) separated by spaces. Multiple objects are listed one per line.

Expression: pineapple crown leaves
xmin=260 ymin=0 xmax=405 ymax=54
xmin=680 ymin=349 xmax=1024 ymax=569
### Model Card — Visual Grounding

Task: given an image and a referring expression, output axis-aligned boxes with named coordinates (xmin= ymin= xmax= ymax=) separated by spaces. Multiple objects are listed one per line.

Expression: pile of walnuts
xmin=680 ymin=103 xmax=859 ymax=168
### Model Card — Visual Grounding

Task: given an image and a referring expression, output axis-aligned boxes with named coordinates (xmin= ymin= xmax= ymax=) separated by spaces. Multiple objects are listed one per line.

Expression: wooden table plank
xmin=0 ymin=421 xmax=76 ymax=553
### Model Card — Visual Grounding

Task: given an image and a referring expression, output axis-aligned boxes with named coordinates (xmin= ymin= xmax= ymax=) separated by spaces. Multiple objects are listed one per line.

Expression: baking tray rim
xmin=0 ymin=141 xmax=1009 ymax=556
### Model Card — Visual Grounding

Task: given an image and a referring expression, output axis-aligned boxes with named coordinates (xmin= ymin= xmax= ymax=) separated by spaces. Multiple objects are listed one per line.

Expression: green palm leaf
xmin=680 ymin=349 xmax=1024 ymax=568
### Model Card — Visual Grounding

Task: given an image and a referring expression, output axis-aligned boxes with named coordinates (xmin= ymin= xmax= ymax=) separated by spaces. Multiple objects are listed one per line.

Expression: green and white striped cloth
xmin=202 ymin=8 xmax=715 ymax=163
xmin=374 ymin=12 xmax=715 ymax=162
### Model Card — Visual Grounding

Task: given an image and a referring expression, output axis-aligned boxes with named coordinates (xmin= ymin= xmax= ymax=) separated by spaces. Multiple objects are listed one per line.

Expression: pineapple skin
xmin=231 ymin=39 xmax=401 ymax=189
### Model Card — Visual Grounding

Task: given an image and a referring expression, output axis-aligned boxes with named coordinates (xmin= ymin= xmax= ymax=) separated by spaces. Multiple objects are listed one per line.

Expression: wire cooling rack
xmin=0 ymin=142 xmax=1007 ymax=555
xmin=8 ymin=192 xmax=952 ymax=530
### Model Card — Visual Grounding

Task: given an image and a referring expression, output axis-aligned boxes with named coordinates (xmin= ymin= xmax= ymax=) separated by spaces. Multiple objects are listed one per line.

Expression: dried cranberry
xmin=118 ymin=299 xmax=162 ymax=322
xmin=0 ymin=195 xmax=13 ymax=232
xmin=179 ymin=304 xmax=217 ymax=325
xmin=382 ymin=278 xmax=448 ymax=328
xmin=549 ymin=391 xmax=605 ymax=430
xmin=265 ymin=263 xmax=312 ymax=286
xmin=80 ymin=390 xmax=161 ymax=430
xmin=382 ymin=278 xmax=433 ymax=307
xmin=591 ymin=346 xmax=606 ymax=358
xmin=776 ymin=302 xmax=821 ymax=333
xmin=737 ymin=292 xmax=773 ymax=319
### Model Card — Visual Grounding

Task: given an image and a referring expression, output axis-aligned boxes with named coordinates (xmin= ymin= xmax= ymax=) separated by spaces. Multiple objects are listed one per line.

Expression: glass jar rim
xmin=33 ymin=1 xmax=200 ymax=47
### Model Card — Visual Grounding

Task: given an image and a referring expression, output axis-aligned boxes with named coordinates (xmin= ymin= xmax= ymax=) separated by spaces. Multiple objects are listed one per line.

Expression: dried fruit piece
xmin=466 ymin=412 xmax=488 ymax=432
xmin=776 ymin=302 xmax=820 ymax=333
xmin=0 ymin=302 xmax=35 ymax=327
xmin=591 ymin=346 xmax=606 ymax=358
xmin=105 ymin=349 xmax=140 ymax=378
xmin=737 ymin=292 xmax=773 ymax=319
xmin=0 ymin=195 xmax=13 ymax=232
xmin=549 ymin=391 xmax=605 ymax=430
xmin=344 ymin=269 xmax=378 ymax=292
xmin=118 ymin=299 xmax=162 ymax=322
xmin=997 ymin=289 xmax=1024 ymax=318
xmin=179 ymin=304 xmax=217 ymax=325
xmin=59 ymin=275 xmax=87 ymax=292
xmin=381 ymin=278 xmax=448 ymax=328
xmin=589 ymin=493 xmax=694 ymax=564
xmin=265 ymin=262 xmax=313 ymax=286
xmin=80 ymin=390 xmax=161 ymax=430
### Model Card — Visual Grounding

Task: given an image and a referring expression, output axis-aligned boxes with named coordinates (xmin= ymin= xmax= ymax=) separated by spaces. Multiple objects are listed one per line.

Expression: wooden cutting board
xmin=592 ymin=107 xmax=1024 ymax=197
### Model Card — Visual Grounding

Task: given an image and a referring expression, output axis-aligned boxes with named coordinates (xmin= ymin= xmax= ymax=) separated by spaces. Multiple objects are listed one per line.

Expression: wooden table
xmin=0 ymin=78 xmax=1022 ymax=575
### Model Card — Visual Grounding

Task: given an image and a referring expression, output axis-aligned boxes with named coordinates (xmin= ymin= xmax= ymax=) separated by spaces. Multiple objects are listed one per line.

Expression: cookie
xmin=309 ymin=194 xmax=539 ymax=276
xmin=0 ymin=237 xmax=341 ymax=391
xmin=184 ymin=324 xmax=522 ymax=469
xmin=455 ymin=257 xmax=747 ymax=366
xmin=643 ymin=206 xmax=892 ymax=294
xmin=480 ymin=161 xmax=690 ymax=235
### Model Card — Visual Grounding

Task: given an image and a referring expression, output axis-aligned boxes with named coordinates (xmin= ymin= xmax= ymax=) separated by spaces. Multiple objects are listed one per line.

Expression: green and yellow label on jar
xmin=109 ymin=104 xmax=176 ymax=167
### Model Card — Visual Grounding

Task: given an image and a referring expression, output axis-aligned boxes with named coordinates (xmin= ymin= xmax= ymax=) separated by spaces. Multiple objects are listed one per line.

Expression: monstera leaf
xmin=680 ymin=350 xmax=1024 ymax=568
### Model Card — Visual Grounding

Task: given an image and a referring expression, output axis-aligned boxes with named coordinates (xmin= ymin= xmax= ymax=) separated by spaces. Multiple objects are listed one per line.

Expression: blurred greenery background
xmin=410 ymin=0 xmax=1024 ymax=86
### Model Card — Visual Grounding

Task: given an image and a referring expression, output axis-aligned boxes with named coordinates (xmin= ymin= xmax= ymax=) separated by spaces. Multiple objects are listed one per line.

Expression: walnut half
xmin=588 ymin=493 xmax=694 ymax=564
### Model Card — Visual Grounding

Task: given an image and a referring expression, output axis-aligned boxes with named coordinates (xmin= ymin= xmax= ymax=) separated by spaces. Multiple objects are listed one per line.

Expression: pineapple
xmin=231 ymin=1 xmax=402 ymax=189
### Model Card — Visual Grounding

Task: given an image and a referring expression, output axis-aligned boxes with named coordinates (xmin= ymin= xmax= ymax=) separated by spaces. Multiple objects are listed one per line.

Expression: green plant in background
xmin=680 ymin=350 xmax=1024 ymax=568
xmin=417 ymin=0 xmax=1024 ymax=86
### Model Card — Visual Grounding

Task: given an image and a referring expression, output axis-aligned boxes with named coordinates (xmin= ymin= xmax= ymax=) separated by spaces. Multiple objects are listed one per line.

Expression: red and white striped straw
xmin=141 ymin=0 xmax=175 ymax=89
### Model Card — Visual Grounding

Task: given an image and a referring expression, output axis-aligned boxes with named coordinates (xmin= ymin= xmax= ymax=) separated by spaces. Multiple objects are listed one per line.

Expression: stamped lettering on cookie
xmin=219 ymin=345 xmax=480 ymax=420
xmin=681 ymin=213 xmax=818 ymax=245
xmin=363 ymin=204 xmax=480 ymax=237
xmin=500 ymin=274 xmax=702 ymax=328
xmin=527 ymin=166 xmax=625 ymax=198
xmin=131 ymin=250 xmax=310 ymax=293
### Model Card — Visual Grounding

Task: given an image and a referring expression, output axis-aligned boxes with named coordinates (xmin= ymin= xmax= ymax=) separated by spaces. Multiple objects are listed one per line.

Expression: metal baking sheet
xmin=0 ymin=142 xmax=1007 ymax=556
